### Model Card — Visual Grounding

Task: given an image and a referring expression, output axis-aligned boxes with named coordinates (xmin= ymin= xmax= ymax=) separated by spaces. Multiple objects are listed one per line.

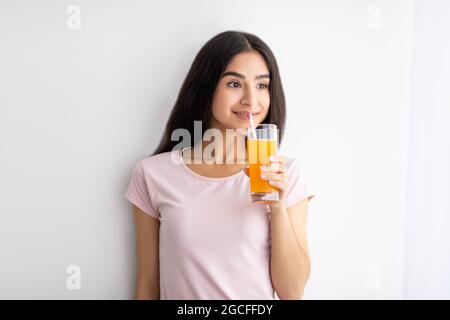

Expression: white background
xmin=0 ymin=0 xmax=416 ymax=299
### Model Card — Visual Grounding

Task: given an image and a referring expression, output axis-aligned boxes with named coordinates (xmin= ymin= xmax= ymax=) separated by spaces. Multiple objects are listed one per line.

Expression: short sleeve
xmin=285 ymin=158 xmax=315 ymax=208
xmin=124 ymin=160 xmax=159 ymax=219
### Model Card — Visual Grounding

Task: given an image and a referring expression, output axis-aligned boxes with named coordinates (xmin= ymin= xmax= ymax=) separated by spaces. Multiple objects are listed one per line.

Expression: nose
xmin=240 ymin=87 xmax=258 ymax=108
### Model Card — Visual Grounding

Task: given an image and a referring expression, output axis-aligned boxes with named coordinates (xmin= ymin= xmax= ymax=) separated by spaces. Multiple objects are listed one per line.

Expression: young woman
xmin=125 ymin=30 xmax=314 ymax=300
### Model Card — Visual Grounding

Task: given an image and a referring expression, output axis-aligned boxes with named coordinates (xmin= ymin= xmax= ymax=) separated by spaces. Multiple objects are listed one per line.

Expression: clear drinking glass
xmin=247 ymin=124 xmax=279 ymax=204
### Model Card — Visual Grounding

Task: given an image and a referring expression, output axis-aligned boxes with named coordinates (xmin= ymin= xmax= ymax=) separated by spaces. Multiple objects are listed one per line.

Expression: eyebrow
xmin=221 ymin=71 xmax=270 ymax=80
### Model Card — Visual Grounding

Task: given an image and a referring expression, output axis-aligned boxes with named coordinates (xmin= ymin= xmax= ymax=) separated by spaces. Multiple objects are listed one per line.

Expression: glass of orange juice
xmin=247 ymin=124 xmax=279 ymax=204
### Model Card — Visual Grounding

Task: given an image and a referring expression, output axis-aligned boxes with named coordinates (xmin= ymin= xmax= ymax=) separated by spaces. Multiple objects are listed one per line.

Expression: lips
xmin=232 ymin=111 xmax=258 ymax=120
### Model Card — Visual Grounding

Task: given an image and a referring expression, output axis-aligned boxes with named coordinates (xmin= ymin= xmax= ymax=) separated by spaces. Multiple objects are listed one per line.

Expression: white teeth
xmin=234 ymin=112 xmax=256 ymax=116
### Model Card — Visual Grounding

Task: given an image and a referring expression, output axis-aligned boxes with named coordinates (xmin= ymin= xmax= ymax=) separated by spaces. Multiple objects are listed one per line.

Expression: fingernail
xmin=261 ymin=174 xmax=267 ymax=179
xmin=260 ymin=165 xmax=267 ymax=170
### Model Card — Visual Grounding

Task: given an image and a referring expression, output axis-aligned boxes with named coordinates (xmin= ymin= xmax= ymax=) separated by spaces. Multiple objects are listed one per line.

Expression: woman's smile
xmin=232 ymin=111 xmax=259 ymax=121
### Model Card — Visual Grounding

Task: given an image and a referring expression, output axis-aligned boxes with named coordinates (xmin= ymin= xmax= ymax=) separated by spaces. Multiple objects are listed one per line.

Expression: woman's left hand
xmin=244 ymin=154 xmax=288 ymax=208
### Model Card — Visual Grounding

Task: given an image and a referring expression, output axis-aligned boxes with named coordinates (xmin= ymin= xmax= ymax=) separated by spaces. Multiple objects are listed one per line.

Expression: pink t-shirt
xmin=124 ymin=147 xmax=314 ymax=300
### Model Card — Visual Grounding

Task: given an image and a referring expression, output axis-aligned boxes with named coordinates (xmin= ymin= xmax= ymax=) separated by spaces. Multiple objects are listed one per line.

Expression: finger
xmin=261 ymin=172 xmax=286 ymax=182
xmin=261 ymin=163 xmax=284 ymax=174
xmin=268 ymin=180 xmax=288 ymax=190
xmin=269 ymin=155 xmax=286 ymax=164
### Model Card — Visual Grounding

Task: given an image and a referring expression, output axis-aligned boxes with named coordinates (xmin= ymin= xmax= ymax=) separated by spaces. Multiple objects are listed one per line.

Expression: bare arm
xmin=246 ymin=154 xmax=312 ymax=299
xmin=133 ymin=205 xmax=160 ymax=300
xmin=270 ymin=198 xmax=311 ymax=300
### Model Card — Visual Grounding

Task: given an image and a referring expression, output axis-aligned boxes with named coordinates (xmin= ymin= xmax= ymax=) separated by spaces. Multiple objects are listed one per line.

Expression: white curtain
xmin=404 ymin=0 xmax=450 ymax=299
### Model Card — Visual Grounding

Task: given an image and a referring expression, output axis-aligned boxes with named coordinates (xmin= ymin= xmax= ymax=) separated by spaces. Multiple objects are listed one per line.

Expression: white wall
xmin=0 ymin=0 xmax=414 ymax=299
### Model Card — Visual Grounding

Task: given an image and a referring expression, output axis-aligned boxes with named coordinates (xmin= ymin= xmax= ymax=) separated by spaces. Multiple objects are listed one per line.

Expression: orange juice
xmin=247 ymin=138 xmax=278 ymax=194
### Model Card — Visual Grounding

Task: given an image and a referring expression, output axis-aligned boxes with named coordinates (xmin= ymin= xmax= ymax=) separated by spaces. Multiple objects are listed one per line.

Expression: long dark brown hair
xmin=152 ymin=30 xmax=286 ymax=156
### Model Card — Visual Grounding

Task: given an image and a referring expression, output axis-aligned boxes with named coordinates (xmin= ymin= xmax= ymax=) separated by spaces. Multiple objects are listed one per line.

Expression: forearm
xmin=269 ymin=203 xmax=310 ymax=300
xmin=135 ymin=277 xmax=160 ymax=300
xmin=135 ymin=285 xmax=159 ymax=300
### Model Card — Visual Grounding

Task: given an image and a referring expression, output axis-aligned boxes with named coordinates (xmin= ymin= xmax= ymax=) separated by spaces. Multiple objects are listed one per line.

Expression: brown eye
xmin=257 ymin=83 xmax=269 ymax=89
xmin=227 ymin=81 xmax=241 ymax=88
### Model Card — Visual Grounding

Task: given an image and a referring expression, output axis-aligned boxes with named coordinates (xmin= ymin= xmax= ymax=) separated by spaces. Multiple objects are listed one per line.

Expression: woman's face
xmin=210 ymin=50 xmax=271 ymax=132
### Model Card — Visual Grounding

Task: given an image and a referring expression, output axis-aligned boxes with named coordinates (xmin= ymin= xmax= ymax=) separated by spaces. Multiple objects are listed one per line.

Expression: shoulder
xmin=138 ymin=150 xmax=175 ymax=171
xmin=281 ymin=155 xmax=315 ymax=206
xmin=283 ymin=156 xmax=299 ymax=171
xmin=283 ymin=156 xmax=296 ymax=165
xmin=282 ymin=156 xmax=310 ymax=183
xmin=127 ymin=151 xmax=171 ymax=179
xmin=133 ymin=150 xmax=185 ymax=182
